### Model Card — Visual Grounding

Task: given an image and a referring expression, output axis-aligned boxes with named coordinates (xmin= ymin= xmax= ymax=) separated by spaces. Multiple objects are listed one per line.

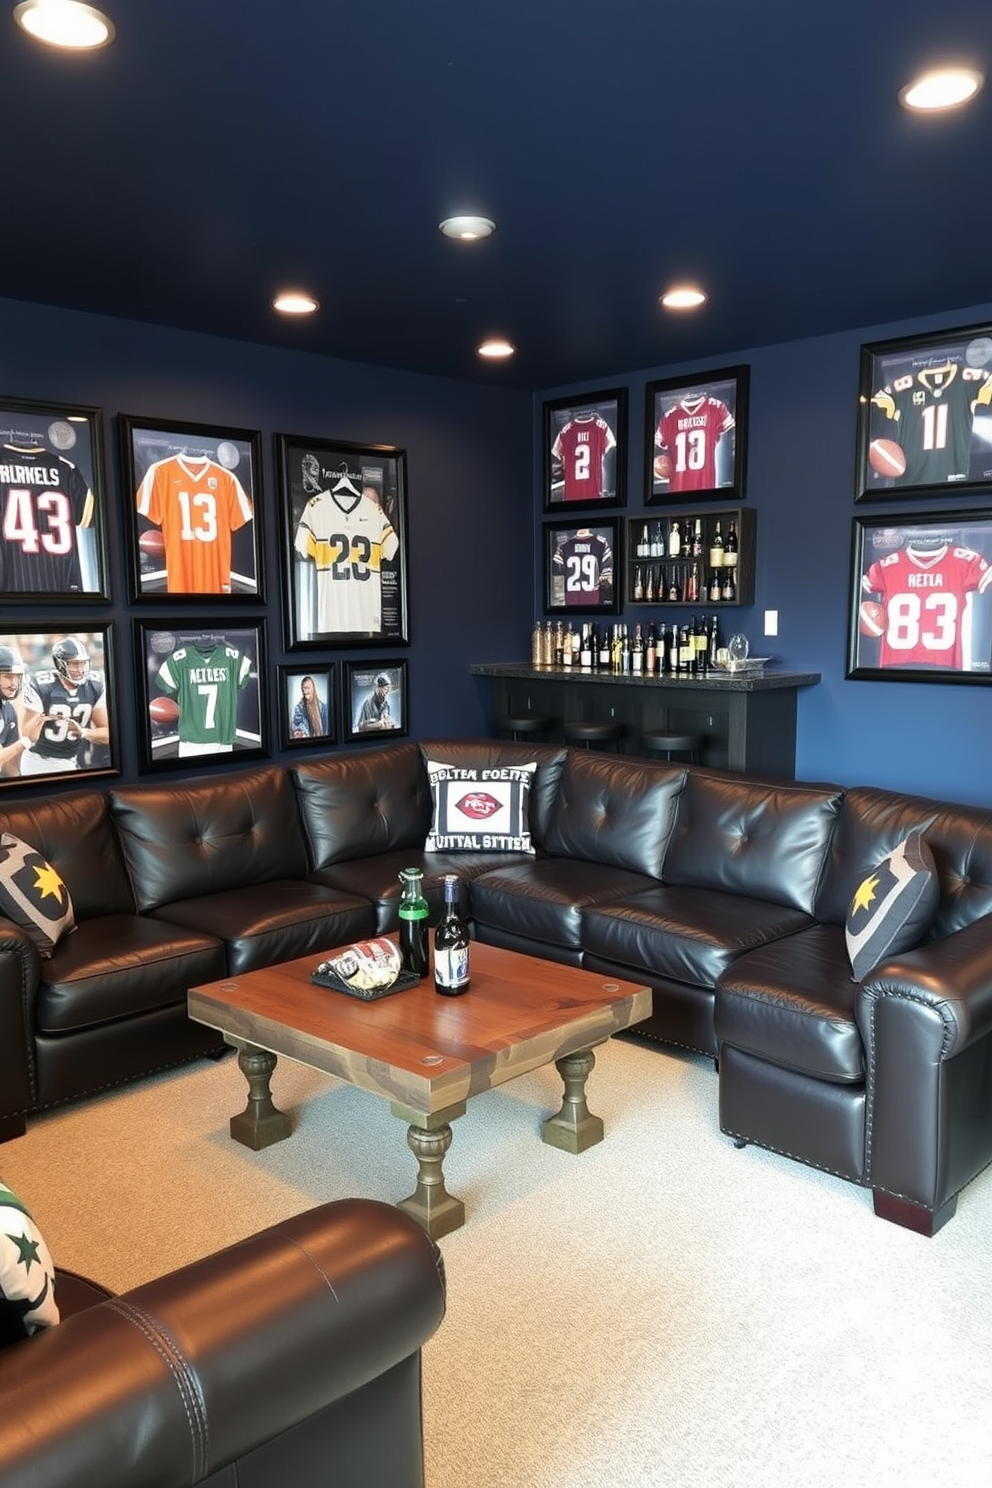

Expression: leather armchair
xmin=0 ymin=1199 xmax=446 ymax=1488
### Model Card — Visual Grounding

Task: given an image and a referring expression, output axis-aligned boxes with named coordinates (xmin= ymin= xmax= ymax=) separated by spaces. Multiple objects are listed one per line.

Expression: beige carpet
xmin=3 ymin=1037 xmax=991 ymax=1488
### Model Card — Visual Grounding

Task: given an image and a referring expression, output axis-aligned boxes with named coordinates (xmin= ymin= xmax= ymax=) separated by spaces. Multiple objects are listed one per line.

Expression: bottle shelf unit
xmin=624 ymin=506 xmax=756 ymax=608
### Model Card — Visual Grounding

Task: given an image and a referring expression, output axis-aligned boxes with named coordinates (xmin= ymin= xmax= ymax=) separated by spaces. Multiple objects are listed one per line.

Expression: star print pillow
xmin=0 ymin=833 xmax=75 ymax=958
xmin=0 ymin=1181 xmax=59 ymax=1346
xmin=845 ymin=831 xmax=938 ymax=982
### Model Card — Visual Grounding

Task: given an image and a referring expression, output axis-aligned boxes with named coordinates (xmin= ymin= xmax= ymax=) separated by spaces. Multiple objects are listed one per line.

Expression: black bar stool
xmin=497 ymin=711 xmax=554 ymax=743
xmin=641 ymin=728 xmax=704 ymax=763
xmin=563 ymin=720 xmax=623 ymax=752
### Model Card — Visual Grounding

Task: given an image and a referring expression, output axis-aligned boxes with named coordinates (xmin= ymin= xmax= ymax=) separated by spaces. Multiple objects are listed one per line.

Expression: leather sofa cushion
xmin=35 ymin=915 xmax=226 ymax=1034
xmin=714 ymin=923 xmax=864 ymax=1082
xmin=421 ymin=740 xmax=568 ymax=852
xmin=294 ymin=743 xmax=430 ymax=869
xmin=311 ymin=847 xmax=527 ymax=934
xmin=111 ymin=767 xmax=309 ymax=913
xmin=582 ymin=886 xmax=813 ymax=989
xmin=663 ymin=769 xmax=842 ymax=913
xmin=0 ymin=792 xmax=134 ymax=920
xmin=470 ymin=859 xmax=659 ymax=950
xmin=543 ymin=752 xmax=684 ymax=878
xmin=149 ymin=883 xmax=375 ymax=976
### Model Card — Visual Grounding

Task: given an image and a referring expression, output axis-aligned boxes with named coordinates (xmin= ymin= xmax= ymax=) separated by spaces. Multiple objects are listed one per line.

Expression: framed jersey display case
xmin=0 ymin=627 xmax=118 ymax=786
xmin=279 ymin=665 xmax=336 ymax=749
xmin=543 ymin=388 xmax=627 ymax=511
xmin=856 ymin=324 xmax=992 ymax=502
xmin=135 ymin=620 xmax=268 ymax=771
xmin=544 ymin=518 xmax=620 ymax=615
xmin=120 ymin=414 xmax=263 ymax=601
xmin=344 ymin=659 xmax=408 ymax=743
xmin=276 ymin=432 xmax=409 ymax=650
xmin=645 ymin=366 xmax=749 ymax=506
xmin=0 ymin=397 xmax=110 ymax=603
xmin=847 ymin=511 xmax=992 ymax=683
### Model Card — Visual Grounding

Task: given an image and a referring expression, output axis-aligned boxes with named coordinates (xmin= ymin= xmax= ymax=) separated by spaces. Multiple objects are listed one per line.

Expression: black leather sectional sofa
xmin=3 ymin=737 xmax=992 ymax=1237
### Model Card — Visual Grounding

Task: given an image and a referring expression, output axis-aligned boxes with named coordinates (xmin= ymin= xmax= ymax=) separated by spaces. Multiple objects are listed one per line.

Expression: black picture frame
xmin=645 ymin=365 xmax=748 ymax=505
xmin=135 ymin=620 xmax=268 ymax=770
xmin=544 ymin=518 xmax=621 ymax=614
xmin=279 ymin=665 xmax=336 ymax=748
xmin=0 ymin=626 xmax=118 ymax=786
xmin=276 ymin=433 xmax=409 ymax=650
xmin=543 ymin=388 xmax=627 ymax=511
xmin=0 ymin=396 xmax=110 ymax=602
xmin=120 ymin=414 xmax=263 ymax=601
xmin=343 ymin=659 xmax=408 ymax=742
xmin=847 ymin=510 xmax=992 ymax=683
xmin=855 ymin=323 xmax=992 ymax=502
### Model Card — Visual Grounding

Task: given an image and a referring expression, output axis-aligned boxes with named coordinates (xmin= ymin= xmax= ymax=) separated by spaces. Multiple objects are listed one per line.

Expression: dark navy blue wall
xmin=537 ymin=299 xmax=992 ymax=808
xmin=0 ymin=296 xmax=533 ymax=784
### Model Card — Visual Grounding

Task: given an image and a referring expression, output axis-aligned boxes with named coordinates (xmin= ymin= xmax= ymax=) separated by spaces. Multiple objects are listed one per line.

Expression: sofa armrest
xmin=0 ymin=1198 xmax=446 ymax=1488
xmin=856 ymin=916 xmax=992 ymax=1060
xmin=0 ymin=923 xmax=41 ymax=1128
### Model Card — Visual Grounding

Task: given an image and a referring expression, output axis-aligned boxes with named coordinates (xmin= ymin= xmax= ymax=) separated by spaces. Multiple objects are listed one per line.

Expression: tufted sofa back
xmin=110 ymin=766 xmax=309 ymax=912
xmin=293 ymin=742 xmax=431 ymax=868
xmin=543 ymin=751 xmax=685 ymax=878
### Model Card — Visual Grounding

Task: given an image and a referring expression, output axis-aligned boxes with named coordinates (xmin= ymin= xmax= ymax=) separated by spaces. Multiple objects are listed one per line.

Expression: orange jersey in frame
xmin=136 ymin=453 xmax=253 ymax=593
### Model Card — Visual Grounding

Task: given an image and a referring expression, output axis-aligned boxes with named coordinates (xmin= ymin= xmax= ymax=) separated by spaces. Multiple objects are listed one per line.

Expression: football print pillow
xmin=0 ymin=1180 xmax=59 ymax=1346
xmin=424 ymin=759 xmax=536 ymax=854
xmin=845 ymin=831 xmax=938 ymax=982
xmin=0 ymin=833 xmax=75 ymax=958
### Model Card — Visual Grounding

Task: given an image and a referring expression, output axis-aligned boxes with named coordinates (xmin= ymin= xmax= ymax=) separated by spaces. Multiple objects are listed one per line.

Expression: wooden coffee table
xmin=188 ymin=941 xmax=651 ymax=1238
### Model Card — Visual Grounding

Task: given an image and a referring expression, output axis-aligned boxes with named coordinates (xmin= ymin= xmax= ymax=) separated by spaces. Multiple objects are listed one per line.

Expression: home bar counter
xmin=471 ymin=663 xmax=822 ymax=780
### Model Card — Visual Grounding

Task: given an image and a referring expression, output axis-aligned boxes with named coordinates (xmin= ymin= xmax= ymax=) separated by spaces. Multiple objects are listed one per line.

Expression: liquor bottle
xmin=434 ymin=874 xmax=470 ymax=995
xmin=554 ymin=620 xmax=564 ymax=665
xmin=598 ymin=624 xmax=611 ymax=670
xmin=645 ymin=620 xmax=657 ymax=676
xmin=669 ymin=624 xmax=680 ymax=675
xmin=645 ymin=565 xmax=656 ymax=603
xmin=631 ymin=623 xmax=644 ymax=675
xmin=667 ymin=568 xmax=680 ymax=602
xmin=685 ymin=561 xmax=700 ymax=603
xmin=531 ymin=620 xmax=543 ymax=666
xmin=697 ymin=616 xmax=710 ymax=674
xmin=561 ymin=621 xmax=573 ymax=666
xmin=721 ymin=567 xmax=736 ymax=602
xmin=580 ymin=623 xmax=593 ymax=669
xmin=679 ymin=625 xmax=694 ymax=674
xmin=710 ymin=614 xmax=722 ymax=664
xmin=657 ymin=622 xmax=669 ymax=674
xmin=398 ymin=867 xmax=429 ymax=979
xmin=668 ymin=519 xmax=681 ymax=558
xmin=691 ymin=519 xmax=703 ymax=558
xmin=611 ymin=624 xmax=623 ymax=674
xmin=724 ymin=521 xmax=739 ymax=568
xmin=708 ymin=568 xmax=722 ymax=603
xmin=621 ymin=624 xmax=632 ymax=674
xmin=542 ymin=620 xmax=554 ymax=666
xmin=633 ymin=565 xmax=644 ymax=601
xmin=638 ymin=522 xmax=650 ymax=558
xmin=708 ymin=521 xmax=725 ymax=568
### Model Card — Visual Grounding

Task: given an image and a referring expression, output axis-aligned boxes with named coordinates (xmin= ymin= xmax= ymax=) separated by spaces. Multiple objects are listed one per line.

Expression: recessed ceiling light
xmin=476 ymin=338 xmax=516 ymax=360
xmin=273 ymin=291 xmax=319 ymax=316
xmin=440 ymin=216 xmax=496 ymax=241
xmin=14 ymin=1 xmax=115 ymax=48
xmin=899 ymin=67 xmax=984 ymax=111
xmin=660 ymin=286 xmax=707 ymax=310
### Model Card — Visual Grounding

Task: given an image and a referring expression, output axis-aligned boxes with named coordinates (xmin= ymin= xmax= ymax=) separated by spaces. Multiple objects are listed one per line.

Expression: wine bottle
xmin=692 ymin=519 xmax=703 ymax=558
xmin=721 ymin=567 xmax=736 ymax=602
xmin=580 ymin=623 xmax=593 ymax=669
xmin=724 ymin=521 xmax=739 ymax=568
xmin=708 ymin=521 xmax=725 ymax=568
xmin=434 ymin=874 xmax=470 ymax=995
xmin=631 ymin=622 xmax=644 ymax=675
xmin=633 ymin=565 xmax=644 ymax=601
xmin=645 ymin=620 xmax=657 ymax=676
xmin=668 ymin=519 xmax=681 ymax=558
xmin=708 ymin=568 xmax=722 ymax=603
xmin=531 ymin=620 xmax=543 ymax=666
xmin=598 ymin=625 xmax=611 ymax=670
xmin=398 ymin=867 xmax=429 ymax=979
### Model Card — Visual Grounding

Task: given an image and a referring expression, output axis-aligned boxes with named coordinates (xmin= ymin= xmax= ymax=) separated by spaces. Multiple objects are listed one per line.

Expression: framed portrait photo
xmin=344 ymin=660 xmax=408 ymax=743
xmin=276 ymin=433 xmax=409 ymax=650
xmin=0 ymin=396 xmax=109 ymax=602
xmin=543 ymin=388 xmax=627 ymax=511
xmin=0 ymin=626 xmax=118 ymax=786
xmin=847 ymin=510 xmax=992 ymax=683
xmin=645 ymin=365 xmax=749 ymax=505
xmin=136 ymin=620 xmax=267 ymax=771
xmin=544 ymin=518 xmax=620 ymax=615
xmin=279 ymin=665 xmax=336 ymax=749
xmin=120 ymin=414 xmax=263 ymax=601
xmin=856 ymin=323 xmax=992 ymax=501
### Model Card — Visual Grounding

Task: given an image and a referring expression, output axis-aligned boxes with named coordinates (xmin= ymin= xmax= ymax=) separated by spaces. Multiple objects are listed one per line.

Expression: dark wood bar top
xmin=470 ymin=662 xmax=821 ymax=692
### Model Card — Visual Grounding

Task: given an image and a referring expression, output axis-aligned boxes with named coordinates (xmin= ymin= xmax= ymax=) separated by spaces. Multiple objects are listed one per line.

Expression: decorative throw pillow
xmin=424 ymin=758 xmax=536 ymax=854
xmin=0 ymin=1181 xmax=59 ymax=1345
xmin=845 ymin=831 xmax=938 ymax=981
xmin=0 ymin=833 xmax=75 ymax=958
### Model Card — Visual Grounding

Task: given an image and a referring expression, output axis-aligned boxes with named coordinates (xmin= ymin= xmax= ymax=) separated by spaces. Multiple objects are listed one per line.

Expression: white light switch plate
xmin=764 ymin=610 xmax=778 ymax=637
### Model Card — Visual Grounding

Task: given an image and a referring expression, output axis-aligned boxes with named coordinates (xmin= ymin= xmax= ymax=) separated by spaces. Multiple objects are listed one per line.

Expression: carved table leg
xmin=542 ymin=1047 xmax=605 ymax=1154
xmin=229 ymin=1041 xmax=292 ymax=1150
xmin=391 ymin=1100 xmax=467 ymax=1239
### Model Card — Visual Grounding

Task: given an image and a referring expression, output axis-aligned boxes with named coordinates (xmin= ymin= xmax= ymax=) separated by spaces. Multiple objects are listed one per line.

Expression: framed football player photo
xmin=135 ymin=620 xmax=268 ymax=772
xmin=276 ymin=432 xmax=410 ymax=650
xmin=645 ymin=365 xmax=749 ymax=505
xmin=847 ymin=510 xmax=992 ymax=683
xmin=544 ymin=518 xmax=621 ymax=615
xmin=279 ymin=665 xmax=336 ymax=749
xmin=0 ymin=627 xmax=118 ymax=786
xmin=543 ymin=388 xmax=627 ymax=511
xmin=855 ymin=323 xmax=992 ymax=502
xmin=344 ymin=660 xmax=408 ymax=743
xmin=0 ymin=396 xmax=110 ymax=602
xmin=120 ymin=414 xmax=263 ymax=601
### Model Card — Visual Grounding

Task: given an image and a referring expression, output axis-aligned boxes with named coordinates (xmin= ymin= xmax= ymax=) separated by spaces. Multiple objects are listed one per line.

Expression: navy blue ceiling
xmin=4 ymin=0 xmax=991 ymax=390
